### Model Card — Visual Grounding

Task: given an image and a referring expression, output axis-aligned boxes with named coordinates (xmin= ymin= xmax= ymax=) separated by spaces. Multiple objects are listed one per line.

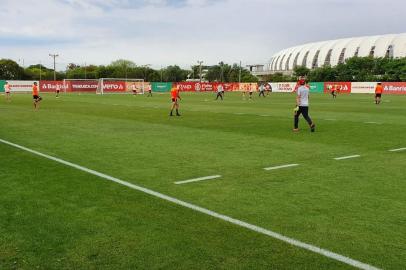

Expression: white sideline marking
xmin=234 ymin=112 xmax=246 ymax=115
xmin=334 ymin=155 xmax=360 ymax=160
xmin=264 ymin=164 xmax=299 ymax=171
xmin=0 ymin=138 xmax=380 ymax=270
xmin=364 ymin=122 xmax=380 ymax=124
xmin=388 ymin=147 xmax=406 ymax=152
xmin=175 ymin=175 xmax=221 ymax=185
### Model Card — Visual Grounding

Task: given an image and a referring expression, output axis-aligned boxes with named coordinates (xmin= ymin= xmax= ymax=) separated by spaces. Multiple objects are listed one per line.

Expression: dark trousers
xmin=294 ymin=106 xmax=313 ymax=129
xmin=216 ymin=92 xmax=223 ymax=100
xmin=259 ymin=91 xmax=265 ymax=97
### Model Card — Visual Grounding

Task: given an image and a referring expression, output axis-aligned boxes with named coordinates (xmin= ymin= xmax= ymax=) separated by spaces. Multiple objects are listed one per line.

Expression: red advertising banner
xmin=382 ymin=82 xmax=406 ymax=94
xmin=174 ymin=82 xmax=241 ymax=92
xmin=65 ymin=80 xmax=98 ymax=92
xmin=324 ymin=82 xmax=351 ymax=94
xmin=103 ymin=81 xmax=126 ymax=92
xmin=39 ymin=81 xmax=66 ymax=92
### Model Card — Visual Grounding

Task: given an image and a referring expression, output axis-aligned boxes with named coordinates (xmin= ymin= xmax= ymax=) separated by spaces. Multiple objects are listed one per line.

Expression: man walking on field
xmin=259 ymin=83 xmax=265 ymax=97
xmin=294 ymin=79 xmax=315 ymax=132
xmin=56 ymin=83 xmax=61 ymax=98
xmin=32 ymin=82 xmax=42 ymax=110
xmin=216 ymin=84 xmax=224 ymax=100
xmin=169 ymin=86 xmax=181 ymax=116
xmin=375 ymin=82 xmax=383 ymax=104
xmin=4 ymin=82 xmax=11 ymax=102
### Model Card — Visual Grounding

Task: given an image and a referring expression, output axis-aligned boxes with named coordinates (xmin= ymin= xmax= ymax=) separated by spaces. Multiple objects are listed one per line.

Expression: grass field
xmin=0 ymin=91 xmax=405 ymax=270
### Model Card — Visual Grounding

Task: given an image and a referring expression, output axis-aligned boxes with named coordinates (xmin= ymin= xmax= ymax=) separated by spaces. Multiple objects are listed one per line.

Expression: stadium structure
xmin=249 ymin=33 xmax=406 ymax=77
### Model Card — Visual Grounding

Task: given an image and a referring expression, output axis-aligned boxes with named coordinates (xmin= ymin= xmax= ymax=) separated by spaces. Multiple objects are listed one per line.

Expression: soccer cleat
xmin=293 ymin=128 xmax=299 ymax=132
xmin=310 ymin=124 xmax=316 ymax=132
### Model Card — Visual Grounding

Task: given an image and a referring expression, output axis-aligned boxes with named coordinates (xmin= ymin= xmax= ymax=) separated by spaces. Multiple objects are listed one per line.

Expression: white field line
xmin=364 ymin=122 xmax=381 ymax=124
xmin=334 ymin=155 xmax=361 ymax=160
xmin=175 ymin=175 xmax=221 ymax=185
xmin=388 ymin=147 xmax=406 ymax=152
xmin=259 ymin=115 xmax=270 ymax=117
xmin=234 ymin=112 xmax=246 ymax=115
xmin=0 ymin=138 xmax=380 ymax=270
xmin=264 ymin=164 xmax=299 ymax=171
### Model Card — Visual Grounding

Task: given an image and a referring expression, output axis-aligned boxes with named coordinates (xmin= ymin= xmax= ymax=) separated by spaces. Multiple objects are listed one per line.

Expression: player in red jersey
xmin=169 ymin=86 xmax=181 ymax=116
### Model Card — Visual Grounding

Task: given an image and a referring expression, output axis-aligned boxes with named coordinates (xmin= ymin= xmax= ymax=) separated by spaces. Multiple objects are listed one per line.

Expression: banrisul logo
xmin=195 ymin=83 xmax=201 ymax=91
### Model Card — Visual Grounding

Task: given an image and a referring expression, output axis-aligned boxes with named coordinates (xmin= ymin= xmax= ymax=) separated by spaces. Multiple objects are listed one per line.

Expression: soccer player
xmin=131 ymin=83 xmax=138 ymax=95
xmin=216 ymin=84 xmax=224 ymax=100
xmin=241 ymin=84 xmax=247 ymax=100
xmin=375 ymin=82 xmax=383 ymax=104
xmin=32 ymin=82 xmax=42 ymax=110
xmin=294 ymin=79 xmax=315 ymax=132
xmin=258 ymin=83 xmax=265 ymax=97
xmin=147 ymin=84 xmax=152 ymax=97
xmin=169 ymin=86 xmax=181 ymax=116
xmin=330 ymin=84 xmax=337 ymax=99
xmin=248 ymin=84 xmax=254 ymax=100
xmin=4 ymin=82 xmax=11 ymax=102
xmin=55 ymin=83 xmax=61 ymax=98
xmin=265 ymin=83 xmax=272 ymax=96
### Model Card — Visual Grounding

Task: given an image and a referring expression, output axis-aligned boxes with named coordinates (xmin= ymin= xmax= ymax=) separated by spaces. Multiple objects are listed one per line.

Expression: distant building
xmin=250 ymin=33 xmax=406 ymax=79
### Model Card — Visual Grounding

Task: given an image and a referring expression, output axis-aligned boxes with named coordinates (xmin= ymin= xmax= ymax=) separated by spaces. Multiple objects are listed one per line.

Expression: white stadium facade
xmin=249 ymin=33 xmax=406 ymax=77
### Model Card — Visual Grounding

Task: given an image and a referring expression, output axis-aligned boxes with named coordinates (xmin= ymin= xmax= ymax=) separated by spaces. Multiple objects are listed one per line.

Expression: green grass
xmin=0 ymin=92 xmax=405 ymax=270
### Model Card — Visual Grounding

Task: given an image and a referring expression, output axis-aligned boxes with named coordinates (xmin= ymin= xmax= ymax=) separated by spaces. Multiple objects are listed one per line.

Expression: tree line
xmin=265 ymin=56 xmax=406 ymax=82
xmin=0 ymin=59 xmax=258 ymax=82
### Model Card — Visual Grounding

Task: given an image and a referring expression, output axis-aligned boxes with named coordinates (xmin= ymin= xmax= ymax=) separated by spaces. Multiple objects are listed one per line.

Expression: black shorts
xmin=375 ymin=93 xmax=382 ymax=98
xmin=56 ymin=90 xmax=60 ymax=93
xmin=171 ymin=98 xmax=177 ymax=102
xmin=33 ymin=95 xmax=42 ymax=101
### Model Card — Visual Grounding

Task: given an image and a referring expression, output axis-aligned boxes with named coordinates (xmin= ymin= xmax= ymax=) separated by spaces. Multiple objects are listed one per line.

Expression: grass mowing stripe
xmin=264 ymin=164 xmax=299 ymax=171
xmin=175 ymin=175 xmax=222 ymax=185
xmin=388 ymin=147 xmax=406 ymax=152
xmin=0 ymin=138 xmax=380 ymax=270
xmin=334 ymin=155 xmax=361 ymax=160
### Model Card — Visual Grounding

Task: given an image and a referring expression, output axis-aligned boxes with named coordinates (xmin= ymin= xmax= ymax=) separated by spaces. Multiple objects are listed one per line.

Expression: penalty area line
xmin=264 ymin=164 xmax=299 ymax=171
xmin=175 ymin=175 xmax=221 ymax=185
xmin=334 ymin=155 xmax=360 ymax=160
xmin=0 ymin=138 xmax=380 ymax=270
xmin=388 ymin=147 xmax=406 ymax=152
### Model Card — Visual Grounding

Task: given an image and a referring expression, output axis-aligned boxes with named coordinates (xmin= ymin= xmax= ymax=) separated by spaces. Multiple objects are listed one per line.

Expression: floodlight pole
xmin=39 ymin=61 xmax=42 ymax=80
xmin=239 ymin=61 xmax=242 ymax=83
xmin=84 ymin=62 xmax=87 ymax=79
xmin=198 ymin=60 xmax=203 ymax=82
xmin=49 ymin=53 xmax=59 ymax=81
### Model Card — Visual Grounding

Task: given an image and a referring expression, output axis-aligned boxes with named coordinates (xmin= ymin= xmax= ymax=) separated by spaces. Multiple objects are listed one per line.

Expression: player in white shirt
xmin=248 ymin=84 xmax=254 ymax=100
xmin=294 ymin=79 xmax=315 ymax=132
xmin=131 ymin=84 xmax=138 ymax=95
xmin=258 ymin=83 xmax=265 ymax=97
xmin=4 ymin=82 xmax=11 ymax=102
xmin=216 ymin=84 xmax=224 ymax=100
xmin=55 ymin=84 xmax=61 ymax=98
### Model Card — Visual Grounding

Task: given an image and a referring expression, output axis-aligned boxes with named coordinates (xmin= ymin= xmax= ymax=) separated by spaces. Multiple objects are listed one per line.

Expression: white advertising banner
xmin=351 ymin=82 xmax=376 ymax=94
xmin=270 ymin=82 xmax=297 ymax=93
xmin=7 ymin=80 xmax=39 ymax=93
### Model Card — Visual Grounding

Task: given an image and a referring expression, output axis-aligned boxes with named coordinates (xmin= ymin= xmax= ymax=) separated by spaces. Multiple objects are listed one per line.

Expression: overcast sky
xmin=0 ymin=0 xmax=405 ymax=70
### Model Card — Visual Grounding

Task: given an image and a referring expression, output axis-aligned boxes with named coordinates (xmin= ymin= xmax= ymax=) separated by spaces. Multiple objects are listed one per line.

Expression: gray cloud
xmin=0 ymin=0 xmax=404 ymax=69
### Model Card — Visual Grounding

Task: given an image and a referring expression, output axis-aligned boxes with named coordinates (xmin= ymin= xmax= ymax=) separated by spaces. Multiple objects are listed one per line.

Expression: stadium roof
xmin=269 ymin=33 xmax=406 ymax=72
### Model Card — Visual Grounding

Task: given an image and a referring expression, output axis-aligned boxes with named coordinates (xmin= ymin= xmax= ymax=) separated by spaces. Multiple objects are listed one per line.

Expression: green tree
xmin=0 ymin=59 xmax=25 ymax=80
xmin=162 ymin=66 xmax=188 ymax=82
